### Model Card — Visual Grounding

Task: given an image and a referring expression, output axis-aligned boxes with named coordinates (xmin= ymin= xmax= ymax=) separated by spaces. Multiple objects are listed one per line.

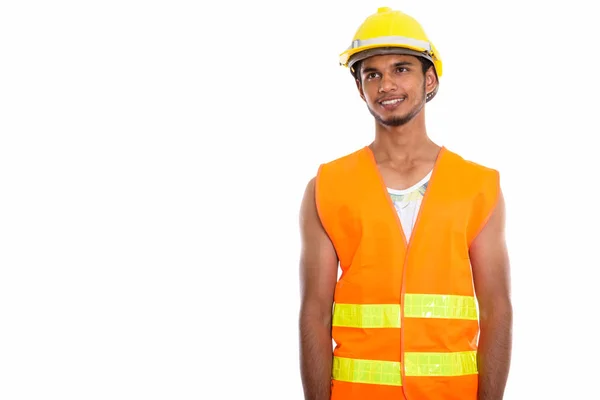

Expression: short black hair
xmin=353 ymin=56 xmax=434 ymax=82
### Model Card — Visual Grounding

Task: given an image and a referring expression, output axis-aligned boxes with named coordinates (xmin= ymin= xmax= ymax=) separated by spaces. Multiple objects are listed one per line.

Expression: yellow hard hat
xmin=340 ymin=7 xmax=443 ymax=101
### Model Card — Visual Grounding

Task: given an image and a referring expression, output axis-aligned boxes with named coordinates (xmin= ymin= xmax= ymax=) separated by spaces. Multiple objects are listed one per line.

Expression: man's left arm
xmin=470 ymin=188 xmax=513 ymax=400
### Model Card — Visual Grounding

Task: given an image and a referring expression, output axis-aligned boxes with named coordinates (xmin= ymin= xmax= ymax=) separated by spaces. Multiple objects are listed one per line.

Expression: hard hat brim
xmin=348 ymin=47 xmax=434 ymax=73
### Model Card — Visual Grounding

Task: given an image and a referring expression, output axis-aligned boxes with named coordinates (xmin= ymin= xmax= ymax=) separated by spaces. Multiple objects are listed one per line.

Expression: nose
xmin=379 ymin=73 xmax=397 ymax=93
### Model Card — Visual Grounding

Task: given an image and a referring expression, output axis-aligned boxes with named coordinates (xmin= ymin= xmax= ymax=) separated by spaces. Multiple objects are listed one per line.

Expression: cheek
xmin=361 ymin=87 xmax=378 ymax=102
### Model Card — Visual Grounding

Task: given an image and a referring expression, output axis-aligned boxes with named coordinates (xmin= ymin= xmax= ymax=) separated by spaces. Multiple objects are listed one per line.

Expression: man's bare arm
xmin=299 ymin=177 xmax=339 ymax=400
xmin=470 ymin=189 xmax=513 ymax=400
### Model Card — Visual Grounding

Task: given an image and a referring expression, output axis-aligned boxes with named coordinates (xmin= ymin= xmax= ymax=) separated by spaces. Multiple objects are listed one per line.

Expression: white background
xmin=1 ymin=0 xmax=599 ymax=399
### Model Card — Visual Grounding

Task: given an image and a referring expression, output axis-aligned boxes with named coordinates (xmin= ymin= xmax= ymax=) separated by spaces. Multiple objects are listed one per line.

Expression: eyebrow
xmin=362 ymin=61 xmax=415 ymax=75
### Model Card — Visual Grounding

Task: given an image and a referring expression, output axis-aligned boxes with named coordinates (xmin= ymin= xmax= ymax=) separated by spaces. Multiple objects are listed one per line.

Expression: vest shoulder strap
xmin=314 ymin=148 xmax=366 ymax=260
xmin=443 ymin=150 xmax=500 ymax=245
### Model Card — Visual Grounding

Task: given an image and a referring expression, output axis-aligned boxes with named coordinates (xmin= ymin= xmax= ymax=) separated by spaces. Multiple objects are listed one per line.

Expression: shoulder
xmin=442 ymin=147 xmax=500 ymax=189
xmin=319 ymin=147 xmax=367 ymax=172
xmin=312 ymin=147 xmax=368 ymax=213
xmin=442 ymin=148 xmax=503 ymax=243
xmin=315 ymin=147 xmax=368 ymax=186
xmin=443 ymin=147 xmax=498 ymax=175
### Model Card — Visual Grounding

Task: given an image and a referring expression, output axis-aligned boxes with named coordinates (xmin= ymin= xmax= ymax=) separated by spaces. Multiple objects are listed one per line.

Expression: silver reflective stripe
xmin=351 ymin=35 xmax=431 ymax=53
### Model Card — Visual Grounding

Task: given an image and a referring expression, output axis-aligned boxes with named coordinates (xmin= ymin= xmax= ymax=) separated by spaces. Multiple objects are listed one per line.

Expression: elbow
xmin=299 ymin=301 xmax=333 ymax=331
xmin=479 ymin=297 xmax=512 ymax=323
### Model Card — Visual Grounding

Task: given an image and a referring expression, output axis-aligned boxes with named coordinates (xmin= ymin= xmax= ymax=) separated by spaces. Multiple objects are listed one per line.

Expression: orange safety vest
xmin=315 ymin=146 xmax=499 ymax=400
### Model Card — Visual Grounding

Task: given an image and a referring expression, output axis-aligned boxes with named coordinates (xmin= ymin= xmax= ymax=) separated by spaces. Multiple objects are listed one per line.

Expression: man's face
xmin=356 ymin=54 xmax=436 ymax=127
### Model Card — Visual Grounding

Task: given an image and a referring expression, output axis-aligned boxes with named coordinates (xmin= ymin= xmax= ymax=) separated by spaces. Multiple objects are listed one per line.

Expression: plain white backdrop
xmin=1 ymin=0 xmax=599 ymax=399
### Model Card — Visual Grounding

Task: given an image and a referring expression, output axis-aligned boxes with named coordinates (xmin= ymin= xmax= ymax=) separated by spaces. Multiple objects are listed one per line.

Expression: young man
xmin=299 ymin=7 xmax=512 ymax=400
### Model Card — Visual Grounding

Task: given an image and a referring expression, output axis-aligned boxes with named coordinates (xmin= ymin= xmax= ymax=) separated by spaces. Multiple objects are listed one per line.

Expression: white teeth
xmin=381 ymin=98 xmax=403 ymax=105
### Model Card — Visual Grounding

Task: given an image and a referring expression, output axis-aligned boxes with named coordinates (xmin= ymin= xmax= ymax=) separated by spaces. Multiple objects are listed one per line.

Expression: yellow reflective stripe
xmin=332 ymin=352 xmax=477 ymax=386
xmin=332 ymin=356 xmax=402 ymax=386
xmin=405 ymin=351 xmax=478 ymax=376
xmin=332 ymin=295 xmax=477 ymax=328
xmin=332 ymin=303 xmax=400 ymax=328
xmin=404 ymin=294 xmax=478 ymax=320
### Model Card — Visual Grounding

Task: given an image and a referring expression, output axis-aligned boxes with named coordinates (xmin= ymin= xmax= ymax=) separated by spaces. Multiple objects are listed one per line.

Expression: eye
xmin=366 ymin=72 xmax=380 ymax=80
xmin=396 ymin=67 xmax=408 ymax=73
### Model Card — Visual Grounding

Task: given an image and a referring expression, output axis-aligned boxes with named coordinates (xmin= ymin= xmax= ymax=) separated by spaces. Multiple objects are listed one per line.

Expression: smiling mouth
xmin=379 ymin=98 xmax=405 ymax=108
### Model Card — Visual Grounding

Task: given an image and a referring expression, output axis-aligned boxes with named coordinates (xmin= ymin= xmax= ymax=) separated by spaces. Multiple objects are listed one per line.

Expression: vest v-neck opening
xmin=363 ymin=145 xmax=446 ymax=248
xmin=387 ymin=169 xmax=432 ymax=195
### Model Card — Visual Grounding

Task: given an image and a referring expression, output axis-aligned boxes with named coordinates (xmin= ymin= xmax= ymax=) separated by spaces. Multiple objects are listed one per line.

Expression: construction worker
xmin=298 ymin=7 xmax=512 ymax=400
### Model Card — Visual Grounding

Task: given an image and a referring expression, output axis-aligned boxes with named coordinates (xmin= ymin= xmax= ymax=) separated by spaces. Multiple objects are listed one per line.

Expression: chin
xmin=379 ymin=113 xmax=414 ymax=127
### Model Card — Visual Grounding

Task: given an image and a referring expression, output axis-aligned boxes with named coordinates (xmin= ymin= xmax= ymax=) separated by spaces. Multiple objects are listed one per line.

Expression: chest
xmin=377 ymin=161 xmax=436 ymax=191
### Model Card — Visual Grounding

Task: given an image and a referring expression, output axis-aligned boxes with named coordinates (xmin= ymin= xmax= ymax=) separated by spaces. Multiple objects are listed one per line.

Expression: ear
xmin=425 ymin=66 xmax=438 ymax=95
xmin=355 ymin=78 xmax=366 ymax=102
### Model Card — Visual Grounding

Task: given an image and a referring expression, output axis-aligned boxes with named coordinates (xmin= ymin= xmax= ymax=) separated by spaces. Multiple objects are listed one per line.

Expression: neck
xmin=370 ymin=113 xmax=437 ymax=162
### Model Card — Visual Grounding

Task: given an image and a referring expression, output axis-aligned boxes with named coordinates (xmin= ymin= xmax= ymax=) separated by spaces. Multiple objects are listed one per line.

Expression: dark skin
xmin=298 ymin=177 xmax=338 ymax=400
xmin=470 ymin=191 xmax=513 ymax=400
xmin=299 ymin=54 xmax=512 ymax=400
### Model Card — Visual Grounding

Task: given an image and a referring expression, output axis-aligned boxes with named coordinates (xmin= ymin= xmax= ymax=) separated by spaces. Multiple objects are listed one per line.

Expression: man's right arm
xmin=299 ymin=177 xmax=339 ymax=400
